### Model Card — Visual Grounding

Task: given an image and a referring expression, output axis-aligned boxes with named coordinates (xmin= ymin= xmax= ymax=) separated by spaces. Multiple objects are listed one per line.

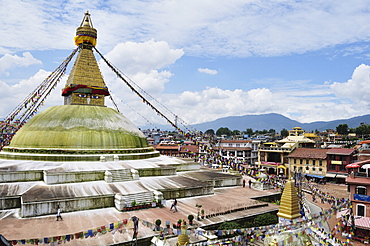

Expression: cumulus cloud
xmin=198 ymin=68 xmax=217 ymax=75
xmin=101 ymin=40 xmax=183 ymax=95
xmin=0 ymin=69 xmax=66 ymax=118
xmin=2 ymin=1 xmax=370 ymax=57
xmin=330 ymin=64 xmax=370 ymax=104
xmin=0 ymin=52 xmax=42 ymax=75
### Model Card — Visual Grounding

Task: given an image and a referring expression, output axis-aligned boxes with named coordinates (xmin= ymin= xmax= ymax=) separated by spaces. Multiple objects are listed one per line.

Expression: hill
xmin=191 ymin=113 xmax=370 ymax=132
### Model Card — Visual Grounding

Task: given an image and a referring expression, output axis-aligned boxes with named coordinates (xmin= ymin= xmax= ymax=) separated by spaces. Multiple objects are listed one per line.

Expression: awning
xmin=325 ymin=173 xmax=336 ymax=178
xmin=336 ymin=174 xmax=348 ymax=179
xmin=356 ymin=217 xmax=370 ymax=229
xmin=305 ymin=174 xmax=324 ymax=179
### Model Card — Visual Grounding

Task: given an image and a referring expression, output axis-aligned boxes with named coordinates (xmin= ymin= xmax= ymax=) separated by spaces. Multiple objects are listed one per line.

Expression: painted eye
xmin=78 ymin=94 xmax=87 ymax=98
xmin=92 ymin=95 xmax=100 ymax=99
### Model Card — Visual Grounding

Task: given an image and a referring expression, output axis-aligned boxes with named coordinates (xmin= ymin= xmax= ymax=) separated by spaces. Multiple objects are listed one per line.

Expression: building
xmin=287 ymin=148 xmax=328 ymax=180
xmin=258 ymin=127 xmax=315 ymax=176
xmin=326 ymin=148 xmax=357 ymax=182
xmin=345 ymin=160 xmax=370 ymax=242
xmin=216 ymin=139 xmax=259 ymax=165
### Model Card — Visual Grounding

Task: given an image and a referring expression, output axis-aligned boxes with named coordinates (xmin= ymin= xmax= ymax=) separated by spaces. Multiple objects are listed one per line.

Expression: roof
xmin=326 ymin=148 xmax=356 ymax=155
xmin=345 ymin=175 xmax=370 ymax=185
xmin=219 ymin=140 xmax=252 ymax=143
xmin=287 ymin=148 xmax=328 ymax=159
xmin=219 ymin=147 xmax=252 ymax=151
xmin=360 ymin=140 xmax=370 ymax=144
xmin=179 ymin=145 xmax=199 ymax=154
xmin=356 ymin=216 xmax=370 ymax=229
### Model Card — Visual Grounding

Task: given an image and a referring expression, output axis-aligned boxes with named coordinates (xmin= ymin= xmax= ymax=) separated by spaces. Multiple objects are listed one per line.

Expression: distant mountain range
xmin=189 ymin=113 xmax=370 ymax=132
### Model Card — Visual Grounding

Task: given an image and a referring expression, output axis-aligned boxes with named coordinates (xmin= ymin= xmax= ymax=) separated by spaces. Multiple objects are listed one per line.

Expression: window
xmin=356 ymin=186 xmax=367 ymax=195
xmin=357 ymin=204 xmax=366 ymax=217
xmin=306 ymin=167 xmax=309 ymax=171
xmin=306 ymin=159 xmax=309 ymax=164
xmin=300 ymin=159 xmax=303 ymax=164
xmin=236 ymin=144 xmax=240 ymax=147
xmin=329 ymin=164 xmax=336 ymax=171
xmin=319 ymin=168 xmax=322 ymax=172
xmin=319 ymin=160 xmax=323 ymax=166
xmin=312 ymin=160 xmax=316 ymax=166
xmin=312 ymin=168 xmax=316 ymax=172
xmin=294 ymin=159 xmax=296 ymax=164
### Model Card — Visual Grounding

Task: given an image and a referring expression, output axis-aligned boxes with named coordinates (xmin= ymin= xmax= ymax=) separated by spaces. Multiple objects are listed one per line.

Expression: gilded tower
xmin=277 ymin=179 xmax=301 ymax=222
xmin=62 ymin=11 xmax=109 ymax=106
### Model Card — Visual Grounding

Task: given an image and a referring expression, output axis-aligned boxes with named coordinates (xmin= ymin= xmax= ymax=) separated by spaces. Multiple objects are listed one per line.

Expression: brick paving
xmin=0 ymin=183 xmax=279 ymax=245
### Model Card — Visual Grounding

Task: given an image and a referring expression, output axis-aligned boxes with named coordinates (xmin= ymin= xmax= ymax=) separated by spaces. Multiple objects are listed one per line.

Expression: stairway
xmin=109 ymin=169 xmax=133 ymax=182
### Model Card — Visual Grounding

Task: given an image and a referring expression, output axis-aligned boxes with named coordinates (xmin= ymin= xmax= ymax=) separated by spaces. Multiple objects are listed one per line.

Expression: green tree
xmin=216 ymin=127 xmax=232 ymax=136
xmin=232 ymin=130 xmax=241 ymax=136
xmin=336 ymin=124 xmax=349 ymax=135
xmin=218 ymin=221 xmax=240 ymax=230
xmin=245 ymin=128 xmax=254 ymax=136
xmin=204 ymin=129 xmax=215 ymax=136
xmin=254 ymin=213 xmax=278 ymax=226
xmin=280 ymin=128 xmax=289 ymax=137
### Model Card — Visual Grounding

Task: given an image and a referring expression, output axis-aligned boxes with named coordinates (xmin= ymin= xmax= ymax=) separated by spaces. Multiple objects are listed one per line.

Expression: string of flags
xmin=0 ymin=47 xmax=80 ymax=150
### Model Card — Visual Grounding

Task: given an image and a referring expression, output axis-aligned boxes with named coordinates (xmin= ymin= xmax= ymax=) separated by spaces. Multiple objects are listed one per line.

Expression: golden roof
xmin=65 ymin=48 xmax=105 ymax=88
xmin=277 ymin=179 xmax=301 ymax=220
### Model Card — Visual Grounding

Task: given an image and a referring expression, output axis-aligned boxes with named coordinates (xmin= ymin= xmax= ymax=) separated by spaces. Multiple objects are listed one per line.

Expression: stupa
xmin=0 ymin=11 xmax=157 ymax=162
xmin=0 ymin=12 xmax=243 ymax=219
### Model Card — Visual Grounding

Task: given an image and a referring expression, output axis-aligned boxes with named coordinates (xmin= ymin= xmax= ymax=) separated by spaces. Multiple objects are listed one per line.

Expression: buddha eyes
xmin=77 ymin=94 xmax=100 ymax=99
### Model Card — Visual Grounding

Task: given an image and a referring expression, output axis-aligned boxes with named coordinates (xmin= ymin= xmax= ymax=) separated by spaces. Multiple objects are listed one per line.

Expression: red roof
xmin=180 ymin=145 xmax=199 ymax=154
xmin=287 ymin=148 xmax=328 ymax=159
xmin=326 ymin=148 xmax=356 ymax=155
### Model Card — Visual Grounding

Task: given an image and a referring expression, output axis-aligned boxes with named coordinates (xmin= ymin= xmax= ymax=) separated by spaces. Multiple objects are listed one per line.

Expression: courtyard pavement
xmin=0 ymin=179 xmax=279 ymax=246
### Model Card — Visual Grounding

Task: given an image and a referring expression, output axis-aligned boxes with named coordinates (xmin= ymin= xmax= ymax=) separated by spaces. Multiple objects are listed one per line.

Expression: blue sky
xmin=1 ymin=0 xmax=370 ymax=131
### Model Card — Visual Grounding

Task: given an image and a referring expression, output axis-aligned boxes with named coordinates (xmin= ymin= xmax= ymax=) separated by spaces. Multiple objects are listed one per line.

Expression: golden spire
xmin=62 ymin=12 xmax=109 ymax=106
xmin=277 ymin=179 xmax=301 ymax=221
xmin=177 ymin=219 xmax=190 ymax=245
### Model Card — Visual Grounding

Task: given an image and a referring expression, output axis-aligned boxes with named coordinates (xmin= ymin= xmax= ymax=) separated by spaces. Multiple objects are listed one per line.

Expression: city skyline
xmin=1 ymin=0 xmax=370 ymax=131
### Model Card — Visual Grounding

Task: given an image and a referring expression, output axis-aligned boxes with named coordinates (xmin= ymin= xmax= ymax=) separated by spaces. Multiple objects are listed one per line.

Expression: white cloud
xmin=101 ymin=40 xmax=183 ymax=95
xmin=330 ymin=64 xmax=370 ymax=105
xmin=0 ymin=52 xmax=42 ymax=75
xmin=198 ymin=68 xmax=217 ymax=75
xmin=1 ymin=1 xmax=370 ymax=57
xmin=0 ymin=69 xmax=66 ymax=118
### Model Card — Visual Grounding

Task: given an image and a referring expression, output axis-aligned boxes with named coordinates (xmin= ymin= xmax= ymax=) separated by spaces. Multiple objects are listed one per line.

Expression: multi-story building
xmin=326 ymin=148 xmax=357 ymax=182
xmin=258 ymin=127 xmax=315 ymax=176
xmin=346 ymin=160 xmax=370 ymax=242
xmin=216 ymin=139 xmax=259 ymax=165
xmin=287 ymin=148 xmax=328 ymax=179
xmin=358 ymin=140 xmax=370 ymax=162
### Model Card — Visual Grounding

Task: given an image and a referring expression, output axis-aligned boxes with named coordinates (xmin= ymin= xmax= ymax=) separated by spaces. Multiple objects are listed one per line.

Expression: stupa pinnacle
xmin=62 ymin=11 xmax=108 ymax=106
xmin=0 ymin=12 xmax=159 ymax=161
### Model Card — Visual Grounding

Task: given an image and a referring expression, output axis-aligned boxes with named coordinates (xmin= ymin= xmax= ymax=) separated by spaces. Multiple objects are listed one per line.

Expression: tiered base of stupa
xmin=0 ymin=156 xmax=242 ymax=217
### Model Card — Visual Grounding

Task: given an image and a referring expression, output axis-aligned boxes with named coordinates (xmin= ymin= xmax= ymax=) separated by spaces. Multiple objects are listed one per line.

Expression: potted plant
xmin=131 ymin=200 xmax=136 ymax=209
xmin=188 ymin=214 xmax=194 ymax=225
xmin=155 ymin=219 xmax=162 ymax=231
xmin=201 ymin=209 xmax=205 ymax=219
xmin=152 ymin=199 xmax=157 ymax=207
xmin=177 ymin=219 xmax=182 ymax=228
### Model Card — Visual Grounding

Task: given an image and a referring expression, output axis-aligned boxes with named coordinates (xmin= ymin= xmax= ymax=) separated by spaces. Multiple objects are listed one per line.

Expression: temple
xmin=0 ymin=12 xmax=240 ymax=221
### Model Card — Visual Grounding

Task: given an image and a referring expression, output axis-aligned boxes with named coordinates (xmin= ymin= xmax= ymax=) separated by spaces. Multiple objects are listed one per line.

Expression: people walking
xmin=56 ymin=205 xmax=62 ymax=221
xmin=242 ymin=179 xmax=246 ymax=188
xmin=170 ymin=198 xmax=178 ymax=213
xmin=248 ymin=180 xmax=252 ymax=188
